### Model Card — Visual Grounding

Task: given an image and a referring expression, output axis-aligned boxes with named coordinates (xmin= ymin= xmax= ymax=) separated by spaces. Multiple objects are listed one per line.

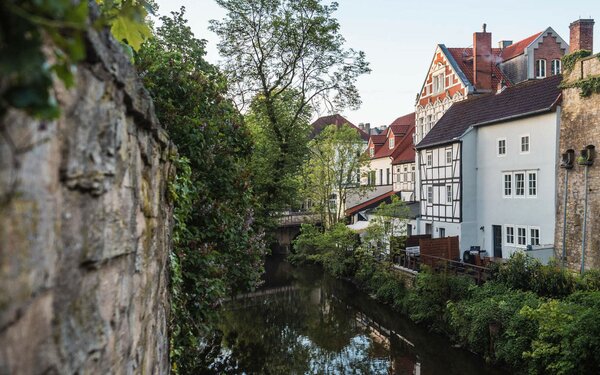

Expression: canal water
xmin=215 ymin=255 xmax=507 ymax=374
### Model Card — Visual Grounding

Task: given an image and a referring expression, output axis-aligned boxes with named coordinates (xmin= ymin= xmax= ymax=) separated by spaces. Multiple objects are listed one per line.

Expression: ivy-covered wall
xmin=555 ymin=54 xmax=600 ymax=271
xmin=0 ymin=19 xmax=174 ymax=375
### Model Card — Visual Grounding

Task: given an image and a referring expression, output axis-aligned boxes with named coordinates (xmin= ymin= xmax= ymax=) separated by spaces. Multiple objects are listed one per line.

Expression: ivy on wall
xmin=559 ymin=50 xmax=600 ymax=98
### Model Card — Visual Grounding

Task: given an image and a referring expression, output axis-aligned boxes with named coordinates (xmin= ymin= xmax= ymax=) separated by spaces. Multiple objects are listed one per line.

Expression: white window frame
xmin=515 ymin=172 xmax=525 ymax=197
xmin=446 ymin=149 xmax=452 ymax=164
xmin=427 ymin=186 xmax=433 ymax=205
xmin=529 ymin=226 xmax=541 ymax=246
xmin=528 ymin=171 xmax=537 ymax=198
xmin=505 ymin=225 xmax=515 ymax=245
xmin=520 ymin=135 xmax=530 ymax=154
xmin=497 ymin=138 xmax=506 ymax=157
xmin=426 ymin=152 xmax=433 ymax=167
xmin=535 ymin=59 xmax=546 ymax=78
xmin=369 ymin=146 xmax=374 ymax=157
xmin=516 ymin=226 xmax=527 ymax=247
xmin=551 ymin=59 xmax=561 ymax=75
xmin=389 ymin=136 xmax=395 ymax=149
xmin=446 ymin=184 xmax=452 ymax=204
xmin=503 ymin=173 xmax=512 ymax=198
xmin=433 ymin=73 xmax=445 ymax=94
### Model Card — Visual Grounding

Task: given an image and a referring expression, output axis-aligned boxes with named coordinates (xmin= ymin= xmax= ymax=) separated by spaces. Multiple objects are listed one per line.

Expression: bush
xmin=447 ymin=281 xmax=542 ymax=366
xmin=405 ymin=269 xmax=474 ymax=332
xmin=579 ymin=269 xmax=600 ymax=291
xmin=522 ymin=291 xmax=600 ymax=375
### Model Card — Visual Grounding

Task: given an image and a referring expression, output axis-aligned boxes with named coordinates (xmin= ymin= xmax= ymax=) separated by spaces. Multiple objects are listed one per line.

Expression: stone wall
xmin=0 ymin=21 xmax=174 ymax=375
xmin=555 ymin=55 xmax=600 ymax=271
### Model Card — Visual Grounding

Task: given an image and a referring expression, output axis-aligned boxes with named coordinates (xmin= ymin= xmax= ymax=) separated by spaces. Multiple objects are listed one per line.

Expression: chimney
xmin=473 ymin=23 xmax=493 ymax=91
xmin=365 ymin=122 xmax=371 ymax=134
xmin=498 ymin=40 xmax=513 ymax=49
xmin=570 ymin=19 xmax=594 ymax=52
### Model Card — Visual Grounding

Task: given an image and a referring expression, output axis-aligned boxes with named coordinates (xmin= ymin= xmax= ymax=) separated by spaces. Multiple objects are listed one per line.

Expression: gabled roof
xmin=500 ymin=32 xmax=543 ymax=61
xmin=389 ymin=112 xmax=415 ymax=131
xmin=392 ymin=125 xmax=416 ymax=165
xmin=345 ymin=191 xmax=400 ymax=216
xmin=371 ymin=112 xmax=415 ymax=159
xmin=369 ymin=135 xmax=387 ymax=145
xmin=447 ymin=47 xmax=510 ymax=88
xmin=311 ymin=114 xmax=369 ymax=141
xmin=416 ymin=75 xmax=562 ymax=150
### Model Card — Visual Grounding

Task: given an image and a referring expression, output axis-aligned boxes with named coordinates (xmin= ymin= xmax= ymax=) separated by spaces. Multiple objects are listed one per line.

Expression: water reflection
xmin=216 ymin=255 xmax=506 ymax=375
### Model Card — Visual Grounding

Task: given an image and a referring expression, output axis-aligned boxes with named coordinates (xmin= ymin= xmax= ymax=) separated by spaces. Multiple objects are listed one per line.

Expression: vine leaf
xmin=110 ymin=10 xmax=152 ymax=51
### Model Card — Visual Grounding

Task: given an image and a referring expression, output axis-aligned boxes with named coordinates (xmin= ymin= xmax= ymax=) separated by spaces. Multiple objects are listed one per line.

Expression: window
xmin=386 ymin=168 xmax=390 ymax=185
xmin=379 ymin=169 xmax=383 ymax=185
xmin=411 ymin=165 xmax=415 ymax=181
xmin=446 ymin=149 xmax=452 ymax=164
xmin=389 ymin=136 xmax=395 ymax=149
xmin=498 ymin=138 xmax=506 ymax=156
xmin=551 ymin=59 xmax=561 ymax=75
xmin=506 ymin=226 xmax=515 ymax=245
xmin=528 ymin=172 xmax=537 ymax=197
xmin=427 ymin=186 xmax=433 ymax=204
xmin=535 ymin=59 xmax=546 ymax=78
xmin=503 ymin=173 xmax=512 ymax=197
xmin=369 ymin=146 xmax=374 ymax=157
xmin=521 ymin=135 xmax=530 ymax=153
xmin=446 ymin=184 xmax=452 ymax=204
xmin=368 ymin=170 xmax=376 ymax=186
xmin=439 ymin=228 xmax=446 ymax=238
xmin=530 ymin=227 xmax=540 ymax=246
xmin=433 ymin=73 xmax=444 ymax=93
xmin=427 ymin=115 xmax=433 ymax=132
xmin=515 ymin=173 xmax=525 ymax=196
xmin=426 ymin=153 xmax=433 ymax=166
xmin=517 ymin=226 xmax=527 ymax=246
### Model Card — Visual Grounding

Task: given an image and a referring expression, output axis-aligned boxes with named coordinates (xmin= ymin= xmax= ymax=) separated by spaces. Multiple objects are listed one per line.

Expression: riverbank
xmin=290 ymin=245 xmax=600 ymax=375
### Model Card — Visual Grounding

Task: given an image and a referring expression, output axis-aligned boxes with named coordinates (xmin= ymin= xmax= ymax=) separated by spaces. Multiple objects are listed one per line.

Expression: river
xmin=214 ymin=255 xmax=508 ymax=374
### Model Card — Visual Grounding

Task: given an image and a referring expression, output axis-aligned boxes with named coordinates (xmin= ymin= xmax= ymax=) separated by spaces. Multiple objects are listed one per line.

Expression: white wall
xmin=475 ymin=111 xmax=559 ymax=258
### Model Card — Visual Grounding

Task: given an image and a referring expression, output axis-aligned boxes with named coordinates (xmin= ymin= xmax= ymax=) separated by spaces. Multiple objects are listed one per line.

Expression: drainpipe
xmin=560 ymin=149 xmax=574 ymax=268
xmin=581 ymin=164 xmax=589 ymax=273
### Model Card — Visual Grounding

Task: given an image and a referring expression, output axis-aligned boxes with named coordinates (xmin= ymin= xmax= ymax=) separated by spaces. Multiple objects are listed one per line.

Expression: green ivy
xmin=561 ymin=50 xmax=592 ymax=73
xmin=0 ymin=0 xmax=153 ymax=119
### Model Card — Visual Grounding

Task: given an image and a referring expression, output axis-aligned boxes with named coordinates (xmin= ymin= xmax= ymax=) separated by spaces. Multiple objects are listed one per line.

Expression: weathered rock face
xmin=0 ymin=23 xmax=174 ymax=375
xmin=555 ymin=56 xmax=600 ymax=271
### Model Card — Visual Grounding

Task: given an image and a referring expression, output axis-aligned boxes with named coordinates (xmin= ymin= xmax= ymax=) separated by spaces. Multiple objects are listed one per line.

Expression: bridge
xmin=272 ymin=211 xmax=320 ymax=254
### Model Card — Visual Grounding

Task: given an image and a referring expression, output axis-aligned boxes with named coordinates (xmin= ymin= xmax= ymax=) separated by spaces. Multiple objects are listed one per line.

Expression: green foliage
xmin=447 ymin=282 xmax=541 ymax=365
xmin=561 ymin=49 xmax=592 ymax=72
xmin=405 ymin=269 xmax=474 ymax=332
xmin=493 ymin=253 xmax=578 ymax=298
xmin=302 ymin=124 xmax=372 ymax=228
xmin=364 ymin=195 xmax=410 ymax=257
xmin=136 ymin=8 xmax=266 ymax=373
xmin=521 ymin=292 xmax=600 ymax=375
xmin=0 ymin=0 xmax=153 ymax=119
xmin=561 ymin=75 xmax=600 ymax=97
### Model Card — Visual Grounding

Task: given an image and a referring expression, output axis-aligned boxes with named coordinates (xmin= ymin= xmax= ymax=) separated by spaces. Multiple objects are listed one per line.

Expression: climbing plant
xmin=561 ymin=50 xmax=592 ymax=73
xmin=0 ymin=0 xmax=153 ymax=119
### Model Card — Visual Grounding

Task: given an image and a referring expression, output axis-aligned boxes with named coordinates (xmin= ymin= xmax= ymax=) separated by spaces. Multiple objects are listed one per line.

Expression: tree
xmin=136 ymin=8 xmax=266 ymax=373
xmin=302 ymin=124 xmax=371 ymax=228
xmin=210 ymin=0 xmax=370 ymax=216
xmin=364 ymin=195 xmax=411 ymax=258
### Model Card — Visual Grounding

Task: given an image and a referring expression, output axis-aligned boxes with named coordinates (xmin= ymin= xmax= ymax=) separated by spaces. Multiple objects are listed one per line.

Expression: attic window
xmin=433 ymin=73 xmax=445 ymax=94
xmin=370 ymin=146 xmax=374 ymax=157
xmin=535 ymin=59 xmax=546 ymax=78
xmin=389 ymin=137 xmax=395 ymax=149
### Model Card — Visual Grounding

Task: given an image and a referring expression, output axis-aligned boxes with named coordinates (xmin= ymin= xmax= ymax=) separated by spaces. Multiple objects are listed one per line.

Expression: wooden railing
xmin=393 ymin=250 xmax=492 ymax=284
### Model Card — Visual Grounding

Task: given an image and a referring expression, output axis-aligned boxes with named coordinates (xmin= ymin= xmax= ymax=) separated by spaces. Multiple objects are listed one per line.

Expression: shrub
xmin=521 ymin=292 xmax=600 ymax=375
xmin=579 ymin=269 xmax=600 ymax=291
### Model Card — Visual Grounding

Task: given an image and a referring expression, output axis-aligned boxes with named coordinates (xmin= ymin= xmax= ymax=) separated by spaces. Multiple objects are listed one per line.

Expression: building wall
xmin=476 ymin=112 xmax=559 ymax=258
xmin=555 ymin=56 xmax=600 ymax=271
xmin=461 ymin=131 xmax=479 ymax=250
xmin=498 ymin=54 xmax=528 ymax=84
xmin=532 ymin=33 xmax=568 ymax=77
xmin=393 ymin=162 xmax=416 ymax=201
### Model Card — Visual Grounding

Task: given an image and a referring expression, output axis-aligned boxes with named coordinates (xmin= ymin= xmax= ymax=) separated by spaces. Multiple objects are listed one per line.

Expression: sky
xmin=155 ymin=0 xmax=600 ymax=127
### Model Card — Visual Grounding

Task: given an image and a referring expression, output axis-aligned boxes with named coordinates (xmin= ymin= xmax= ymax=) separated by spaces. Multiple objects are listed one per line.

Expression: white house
xmin=416 ymin=75 xmax=562 ymax=254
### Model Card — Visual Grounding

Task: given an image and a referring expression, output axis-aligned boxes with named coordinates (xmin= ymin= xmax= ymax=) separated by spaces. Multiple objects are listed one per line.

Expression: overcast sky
xmin=155 ymin=0 xmax=600 ymax=127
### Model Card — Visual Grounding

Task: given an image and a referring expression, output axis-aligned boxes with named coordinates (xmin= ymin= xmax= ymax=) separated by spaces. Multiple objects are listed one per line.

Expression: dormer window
xmin=535 ymin=59 xmax=546 ymax=78
xmin=389 ymin=136 xmax=395 ymax=149
xmin=433 ymin=73 xmax=445 ymax=94
xmin=369 ymin=146 xmax=374 ymax=157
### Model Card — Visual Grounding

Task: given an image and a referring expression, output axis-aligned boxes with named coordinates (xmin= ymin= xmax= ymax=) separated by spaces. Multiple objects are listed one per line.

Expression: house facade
xmin=416 ymin=75 xmax=562 ymax=253
xmin=412 ymin=25 xmax=568 ymax=250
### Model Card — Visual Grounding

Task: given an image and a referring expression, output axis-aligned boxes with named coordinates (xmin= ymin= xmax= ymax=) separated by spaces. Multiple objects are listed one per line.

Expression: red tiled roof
xmin=371 ymin=112 xmax=415 ymax=159
xmin=345 ymin=191 xmax=399 ymax=216
xmin=369 ymin=135 xmax=387 ymax=145
xmin=447 ymin=48 xmax=510 ymax=89
xmin=311 ymin=114 xmax=369 ymax=141
xmin=392 ymin=126 xmax=416 ymax=165
xmin=500 ymin=32 xmax=542 ymax=61
xmin=417 ymin=75 xmax=562 ymax=149
xmin=389 ymin=112 xmax=415 ymax=128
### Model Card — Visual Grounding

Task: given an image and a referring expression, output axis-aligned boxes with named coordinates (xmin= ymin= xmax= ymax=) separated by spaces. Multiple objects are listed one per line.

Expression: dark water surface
xmin=216 ymin=255 xmax=508 ymax=374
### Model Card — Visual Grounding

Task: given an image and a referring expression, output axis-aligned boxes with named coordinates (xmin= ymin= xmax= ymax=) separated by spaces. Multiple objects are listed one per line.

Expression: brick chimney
xmin=473 ymin=24 xmax=493 ymax=91
xmin=569 ymin=19 xmax=594 ymax=52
